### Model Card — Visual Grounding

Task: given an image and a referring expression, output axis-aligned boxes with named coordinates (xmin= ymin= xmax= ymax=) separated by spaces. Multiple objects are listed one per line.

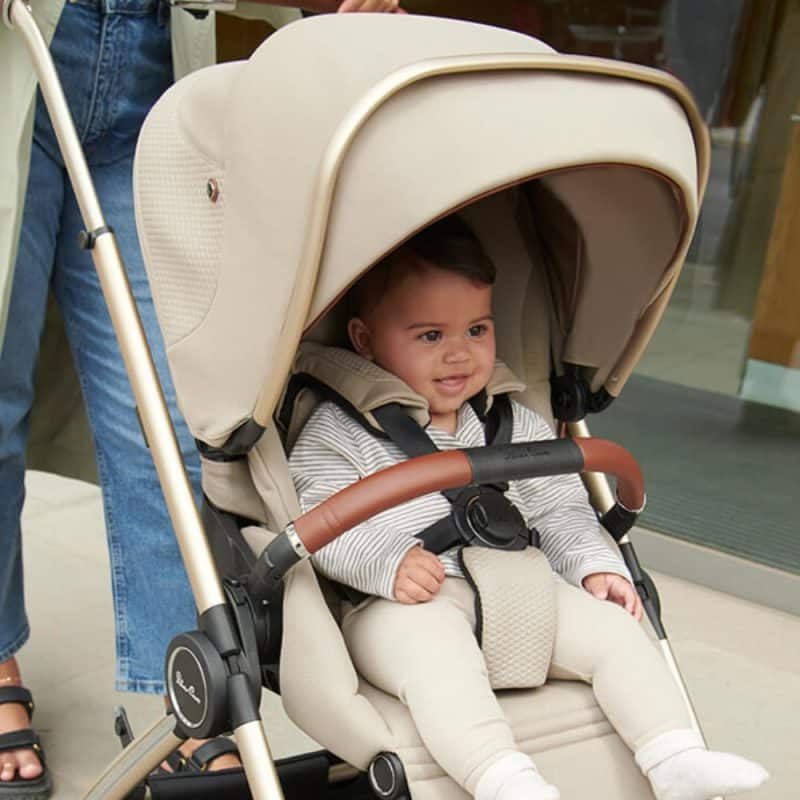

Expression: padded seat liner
xmin=359 ymin=679 xmax=653 ymax=798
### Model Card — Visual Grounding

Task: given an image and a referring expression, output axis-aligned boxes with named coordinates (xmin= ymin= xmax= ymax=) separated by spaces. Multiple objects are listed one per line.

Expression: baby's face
xmin=350 ymin=265 xmax=496 ymax=432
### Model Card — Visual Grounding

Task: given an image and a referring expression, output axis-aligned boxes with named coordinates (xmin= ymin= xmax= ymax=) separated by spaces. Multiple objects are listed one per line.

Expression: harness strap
xmin=410 ymin=512 xmax=463 ymax=554
xmin=284 ymin=377 xmax=539 ymax=609
xmin=0 ymin=686 xmax=34 ymax=718
xmin=280 ymin=372 xmax=387 ymax=441
xmin=373 ymin=397 xmax=537 ymax=555
xmin=479 ymin=392 xmax=514 ymax=451
xmin=371 ymin=394 xmax=513 ymax=482
xmin=372 ymin=403 xmax=461 ymax=503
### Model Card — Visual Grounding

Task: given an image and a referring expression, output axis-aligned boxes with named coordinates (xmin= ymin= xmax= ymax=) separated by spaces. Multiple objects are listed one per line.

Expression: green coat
xmin=0 ymin=0 xmax=298 ymax=481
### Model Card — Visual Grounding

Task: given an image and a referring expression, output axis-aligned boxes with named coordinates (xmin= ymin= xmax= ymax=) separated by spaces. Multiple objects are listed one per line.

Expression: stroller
xmin=7 ymin=8 xmax=709 ymax=800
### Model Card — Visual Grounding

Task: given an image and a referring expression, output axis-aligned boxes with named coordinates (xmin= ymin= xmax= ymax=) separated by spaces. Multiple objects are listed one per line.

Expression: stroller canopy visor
xmin=133 ymin=14 xmax=708 ymax=446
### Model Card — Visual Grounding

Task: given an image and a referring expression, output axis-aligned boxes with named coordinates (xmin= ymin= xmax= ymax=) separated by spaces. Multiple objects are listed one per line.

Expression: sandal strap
xmin=161 ymin=749 xmax=185 ymax=774
xmin=0 ymin=686 xmax=34 ymax=718
xmin=186 ymin=737 xmax=239 ymax=772
xmin=0 ymin=728 xmax=45 ymax=765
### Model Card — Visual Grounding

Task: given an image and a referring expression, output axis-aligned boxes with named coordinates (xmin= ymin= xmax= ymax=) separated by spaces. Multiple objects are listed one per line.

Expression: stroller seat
xmin=132 ymin=13 xmax=707 ymax=799
xmin=360 ymin=679 xmax=648 ymax=799
xmin=228 ymin=334 xmax=654 ymax=799
xmin=233 ymin=518 xmax=652 ymax=800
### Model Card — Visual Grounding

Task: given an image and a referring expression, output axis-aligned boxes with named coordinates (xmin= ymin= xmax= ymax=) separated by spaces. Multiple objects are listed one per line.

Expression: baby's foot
xmin=474 ymin=752 xmax=560 ymax=800
xmin=649 ymin=748 xmax=769 ymax=800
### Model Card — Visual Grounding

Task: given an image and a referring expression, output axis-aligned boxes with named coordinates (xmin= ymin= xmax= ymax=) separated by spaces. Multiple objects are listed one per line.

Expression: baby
xmin=289 ymin=217 xmax=767 ymax=800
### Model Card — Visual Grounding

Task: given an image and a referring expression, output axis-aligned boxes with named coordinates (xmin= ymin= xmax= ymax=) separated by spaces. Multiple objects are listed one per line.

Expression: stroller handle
xmin=249 ymin=438 xmax=644 ymax=601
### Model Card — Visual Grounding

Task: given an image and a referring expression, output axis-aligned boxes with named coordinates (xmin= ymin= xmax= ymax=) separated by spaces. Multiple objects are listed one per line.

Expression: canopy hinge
xmin=550 ymin=365 xmax=613 ymax=422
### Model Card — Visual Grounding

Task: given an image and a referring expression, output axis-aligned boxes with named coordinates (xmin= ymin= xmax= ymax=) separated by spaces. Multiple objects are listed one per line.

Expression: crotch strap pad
xmin=460 ymin=547 xmax=556 ymax=689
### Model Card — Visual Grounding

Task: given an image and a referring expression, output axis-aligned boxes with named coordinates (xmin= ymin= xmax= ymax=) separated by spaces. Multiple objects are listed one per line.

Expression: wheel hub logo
xmin=175 ymin=670 xmax=202 ymax=706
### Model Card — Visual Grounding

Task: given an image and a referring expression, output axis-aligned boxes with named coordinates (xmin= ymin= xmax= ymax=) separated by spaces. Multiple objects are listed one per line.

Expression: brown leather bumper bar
xmin=294 ymin=450 xmax=473 ymax=553
xmin=248 ymin=437 xmax=645 ymax=602
xmin=294 ymin=437 xmax=644 ymax=554
xmin=572 ymin=438 xmax=644 ymax=512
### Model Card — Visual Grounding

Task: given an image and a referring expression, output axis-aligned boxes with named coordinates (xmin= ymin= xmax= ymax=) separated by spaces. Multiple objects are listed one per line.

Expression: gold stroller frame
xmin=4 ymin=5 xmax=714 ymax=800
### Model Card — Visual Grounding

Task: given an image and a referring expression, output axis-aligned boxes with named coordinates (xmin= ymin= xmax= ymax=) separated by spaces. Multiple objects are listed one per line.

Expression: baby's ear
xmin=347 ymin=317 xmax=374 ymax=360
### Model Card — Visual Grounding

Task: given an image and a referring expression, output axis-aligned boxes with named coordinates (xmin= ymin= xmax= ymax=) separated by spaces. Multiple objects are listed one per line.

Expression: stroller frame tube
xmin=236 ymin=720 xmax=287 ymax=800
xmin=4 ymin=3 xmax=283 ymax=799
xmin=82 ymin=715 xmax=183 ymax=800
xmin=568 ymin=421 xmax=711 ymax=751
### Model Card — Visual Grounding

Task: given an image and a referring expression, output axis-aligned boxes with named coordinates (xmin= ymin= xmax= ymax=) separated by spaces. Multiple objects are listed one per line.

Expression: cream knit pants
xmin=341 ymin=576 xmax=691 ymax=795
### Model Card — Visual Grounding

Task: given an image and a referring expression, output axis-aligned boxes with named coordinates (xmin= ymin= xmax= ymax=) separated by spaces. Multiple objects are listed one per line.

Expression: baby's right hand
xmin=393 ymin=546 xmax=445 ymax=604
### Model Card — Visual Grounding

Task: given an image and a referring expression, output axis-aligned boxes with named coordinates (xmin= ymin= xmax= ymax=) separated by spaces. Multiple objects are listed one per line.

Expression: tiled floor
xmin=16 ymin=471 xmax=799 ymax=799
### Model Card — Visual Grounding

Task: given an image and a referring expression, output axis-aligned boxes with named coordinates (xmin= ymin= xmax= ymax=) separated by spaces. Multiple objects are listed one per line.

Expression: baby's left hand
xmin=582 ymin=572 xmax=643 ymax=620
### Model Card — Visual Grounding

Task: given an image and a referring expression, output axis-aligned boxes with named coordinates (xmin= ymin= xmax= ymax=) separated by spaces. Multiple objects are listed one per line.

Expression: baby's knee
xmin=593 ymin=601 xmax=655 ymax=665
xmin=553 ymin=596 xmax=651 ymax=678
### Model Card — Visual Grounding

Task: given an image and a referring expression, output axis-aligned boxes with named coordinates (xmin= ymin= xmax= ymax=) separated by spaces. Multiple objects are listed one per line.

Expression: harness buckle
xmin=452 ymin=486 xmax=529 ymax=550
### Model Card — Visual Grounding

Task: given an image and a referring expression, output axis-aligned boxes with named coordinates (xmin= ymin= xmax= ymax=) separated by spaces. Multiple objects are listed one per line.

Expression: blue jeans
xmin=0 ymin=0 xmax=199 ymax=693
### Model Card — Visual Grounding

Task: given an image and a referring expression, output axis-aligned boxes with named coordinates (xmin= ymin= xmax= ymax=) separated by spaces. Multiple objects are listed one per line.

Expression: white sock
xmin=474 ymin=752 xmax=560 ymax=800
xmin=636 ymin=729 xmax=769 ymax=800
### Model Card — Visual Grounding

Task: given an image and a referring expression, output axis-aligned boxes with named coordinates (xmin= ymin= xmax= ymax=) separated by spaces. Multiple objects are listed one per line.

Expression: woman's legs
xmin=2 ymin=0 xmax=205 ymax=784
xmin=42 ymin=0 xmax=198 ymax=698
xmin=0 ymin=133 xmax=65 ymax=784
xmin=46 ymin=0 xmax=235 ymax=771
xmin=52 ymin=143 xmax=199 ymax=698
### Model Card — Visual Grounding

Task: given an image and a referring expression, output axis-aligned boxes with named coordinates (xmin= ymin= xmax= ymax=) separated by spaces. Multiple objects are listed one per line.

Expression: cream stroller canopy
xmin=133 ymin=13 xmax=708 ymax=450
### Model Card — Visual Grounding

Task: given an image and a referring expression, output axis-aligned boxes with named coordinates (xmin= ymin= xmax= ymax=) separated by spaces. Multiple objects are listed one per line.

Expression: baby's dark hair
xmin=349 ymin=215 xmax=495 ymax=318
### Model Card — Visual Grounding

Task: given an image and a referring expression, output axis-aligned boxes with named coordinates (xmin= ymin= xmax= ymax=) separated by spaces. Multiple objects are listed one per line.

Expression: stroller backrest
xmin=289 ymin=188 xmax=552 ymax=439
xmin=279 ymin=343 xmax=526 ymax=454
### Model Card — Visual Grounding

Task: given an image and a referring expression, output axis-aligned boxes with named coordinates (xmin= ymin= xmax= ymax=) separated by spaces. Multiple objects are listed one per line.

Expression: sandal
xmin=148 ymin=737 xmax=252 ymax=800
xmin=0 ymin=686 xmax=52 ymax=799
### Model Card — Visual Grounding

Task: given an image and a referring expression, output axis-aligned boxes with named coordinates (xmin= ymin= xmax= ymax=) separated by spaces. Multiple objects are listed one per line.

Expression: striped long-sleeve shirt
xmin=289 ymin=400 xmax=630 ymax=600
